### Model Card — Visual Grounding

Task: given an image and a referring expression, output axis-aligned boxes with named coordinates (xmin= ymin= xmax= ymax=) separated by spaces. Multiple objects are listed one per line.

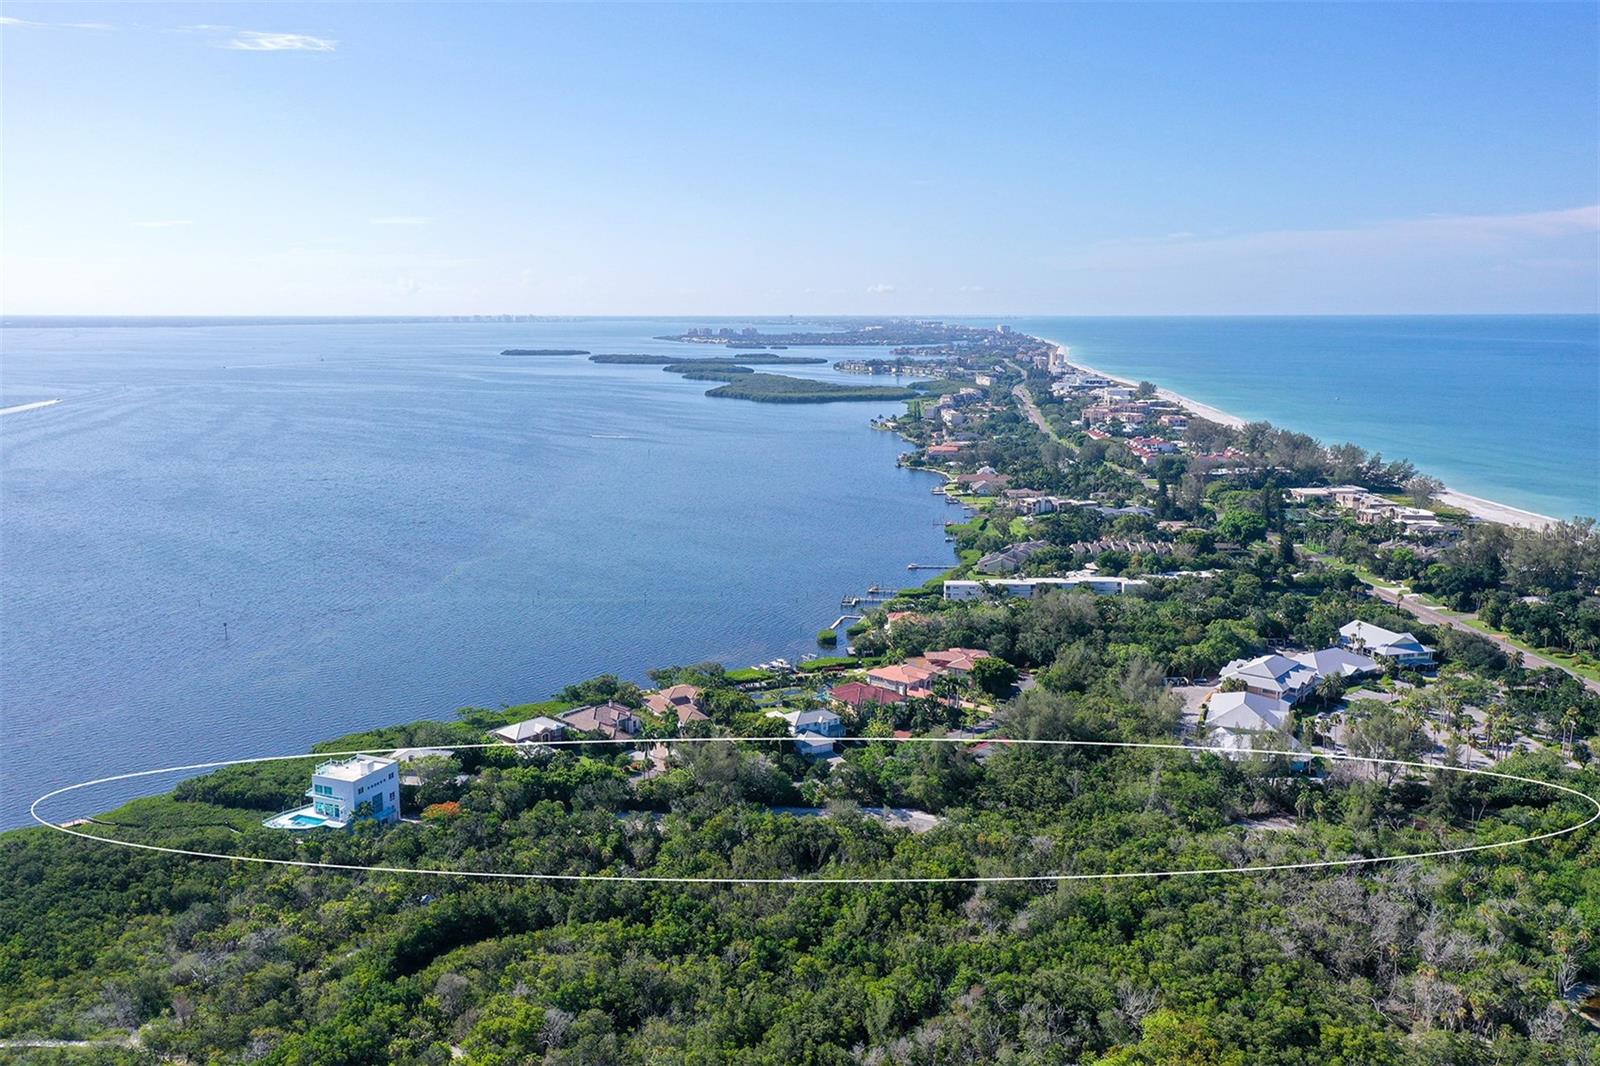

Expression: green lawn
xmin=1459 ymin=617 xmax=1600 ymax=683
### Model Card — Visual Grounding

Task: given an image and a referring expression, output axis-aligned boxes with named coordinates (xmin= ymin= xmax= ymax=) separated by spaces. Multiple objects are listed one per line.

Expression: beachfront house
xmin=492 ymin=716 xmax=568 ymax=745
xmin=264 ymin=755 xmax=399 ymax=830
xmin=1219 ymin=653 xmax=1321 ymax=705
xmin=1288 ymin=487 xmax=1459 ymax=541
xmin=1338 ymin=620 xmax=1436 ymax=668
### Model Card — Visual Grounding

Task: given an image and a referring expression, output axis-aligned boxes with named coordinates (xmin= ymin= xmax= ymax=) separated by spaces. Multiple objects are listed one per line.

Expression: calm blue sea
xmin=0 ymin=320 xmax=959 ymax=828
xmin=1000 ymin=316 xmax=1599 ymax=521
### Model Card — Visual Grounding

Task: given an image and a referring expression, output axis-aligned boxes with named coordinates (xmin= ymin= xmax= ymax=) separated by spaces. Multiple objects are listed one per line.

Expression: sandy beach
xmin=1045 ymin=342 xmax=1560 ymax=531
xmin=1056 ymin=350 xmax=1247 ymax=430
xmin=1435 ymin=491 xmax=1558 ymax=531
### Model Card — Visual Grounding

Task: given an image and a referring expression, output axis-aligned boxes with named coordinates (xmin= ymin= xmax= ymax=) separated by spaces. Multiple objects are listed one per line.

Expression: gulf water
xmin=1003 ymin=315 xmax=1598 ymax=521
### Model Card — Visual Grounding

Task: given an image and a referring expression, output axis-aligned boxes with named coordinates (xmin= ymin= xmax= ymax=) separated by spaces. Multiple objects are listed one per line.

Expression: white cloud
xmin=1 ymin=15 xmax=112 ymax=29
xmin=222 ymin=30 xmax=336 ymax=52
xmin=370 ymin=216 xmax=431 ymax=226
xmin=133 ymin=219 xmax=194 ymax=228
xmin=865 ymin=283 xmax=897 ymax=295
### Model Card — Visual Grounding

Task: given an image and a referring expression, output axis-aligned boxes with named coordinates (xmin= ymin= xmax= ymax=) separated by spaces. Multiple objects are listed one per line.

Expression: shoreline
xmin=1039 ymin=339 xmax=1560 ymax=531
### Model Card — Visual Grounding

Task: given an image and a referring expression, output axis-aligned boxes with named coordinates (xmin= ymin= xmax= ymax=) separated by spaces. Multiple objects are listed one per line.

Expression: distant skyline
xmin=3 ymin=2 xmax=1596 ymax=316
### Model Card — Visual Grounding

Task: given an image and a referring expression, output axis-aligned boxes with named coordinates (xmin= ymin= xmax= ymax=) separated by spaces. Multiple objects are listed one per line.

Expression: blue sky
xmin=3 ymin=2 xmax=1596 ymax=315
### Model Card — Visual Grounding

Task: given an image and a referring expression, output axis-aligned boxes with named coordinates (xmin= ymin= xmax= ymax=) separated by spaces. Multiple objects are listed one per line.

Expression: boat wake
xmin=0 ymin=399 xmax=62 ymax=417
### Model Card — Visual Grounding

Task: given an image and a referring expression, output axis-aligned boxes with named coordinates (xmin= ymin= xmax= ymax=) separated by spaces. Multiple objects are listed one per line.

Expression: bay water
xmin=1 ymin=320 xmax=955 ymax=827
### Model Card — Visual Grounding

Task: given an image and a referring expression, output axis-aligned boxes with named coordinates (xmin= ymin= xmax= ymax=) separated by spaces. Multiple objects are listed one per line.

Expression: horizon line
xmin=5 ymin=311 xmax=1598 ymax=324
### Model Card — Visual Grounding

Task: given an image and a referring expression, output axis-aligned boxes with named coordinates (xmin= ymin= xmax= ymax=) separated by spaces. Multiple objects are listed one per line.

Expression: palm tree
xmin=1559 ymin=707 xmax=1579 ymax=754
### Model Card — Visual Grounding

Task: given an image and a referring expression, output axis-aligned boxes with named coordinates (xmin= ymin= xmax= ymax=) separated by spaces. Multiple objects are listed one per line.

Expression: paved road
xmin=1011 ymin=382 xmax=1060 ymax=441
xmin=1374 ymin=587 xmax=1600 ymax=695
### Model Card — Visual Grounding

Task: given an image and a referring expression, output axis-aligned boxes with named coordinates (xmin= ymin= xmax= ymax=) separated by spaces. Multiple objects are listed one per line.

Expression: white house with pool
xmin=264 ymin=755 xmax=400 ymax=830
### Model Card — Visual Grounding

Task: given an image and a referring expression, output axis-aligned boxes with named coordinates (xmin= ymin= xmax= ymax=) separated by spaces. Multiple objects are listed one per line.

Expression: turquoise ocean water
xmin=1000 ymin=316 xmax=1598 ymax=521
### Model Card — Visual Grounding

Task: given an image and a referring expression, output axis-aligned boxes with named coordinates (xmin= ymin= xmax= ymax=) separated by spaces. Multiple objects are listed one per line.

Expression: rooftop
xmin=313 ymin=755 xmax=396 ymax=782
xmin=1206 ymin=691 xmax=1292 ymax=732
xmin=492 ymin=716 xmax=567 ymax=742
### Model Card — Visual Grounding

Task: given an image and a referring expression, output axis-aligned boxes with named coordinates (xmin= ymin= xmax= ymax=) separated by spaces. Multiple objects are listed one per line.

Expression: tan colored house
xmin=645 ymin=684 xmax=710 ymax=726
xmin=558 ymin=701 xmax=642 ymax=738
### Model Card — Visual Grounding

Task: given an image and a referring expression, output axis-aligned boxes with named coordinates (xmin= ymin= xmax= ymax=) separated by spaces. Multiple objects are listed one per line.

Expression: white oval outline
xmin=29 ymin=737 xmax=1600 ymax=885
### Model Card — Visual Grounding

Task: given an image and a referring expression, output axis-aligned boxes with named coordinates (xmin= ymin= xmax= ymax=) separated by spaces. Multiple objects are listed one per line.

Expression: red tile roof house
xmin=922 ymin=647 xmax=990 ymax=676
xmin=830 ymin=681 xmax=906 ymax=709
xmin=558 ymin=701 xmax=642 ymax=739
xmin=865 ymin=661 xmax=941 ymax=697
xmin=644 ymin=684 xmax=710 ymax=726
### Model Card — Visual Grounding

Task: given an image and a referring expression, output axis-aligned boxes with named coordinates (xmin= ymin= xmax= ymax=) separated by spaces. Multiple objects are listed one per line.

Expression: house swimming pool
xmin=263 ymin=806 xmax=344 ymax=830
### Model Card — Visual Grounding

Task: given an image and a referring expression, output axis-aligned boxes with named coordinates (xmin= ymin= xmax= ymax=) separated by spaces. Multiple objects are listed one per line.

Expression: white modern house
xmin=264 ymin=755 xmax=400 ymax=830
xmin=1203 ymin=691 xmax=1302 ymax=758
xmin=1219 ymin=653 xmax=1321 ymax=705
xmin=1339 ymin=620 xmax=1436 ymax=668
